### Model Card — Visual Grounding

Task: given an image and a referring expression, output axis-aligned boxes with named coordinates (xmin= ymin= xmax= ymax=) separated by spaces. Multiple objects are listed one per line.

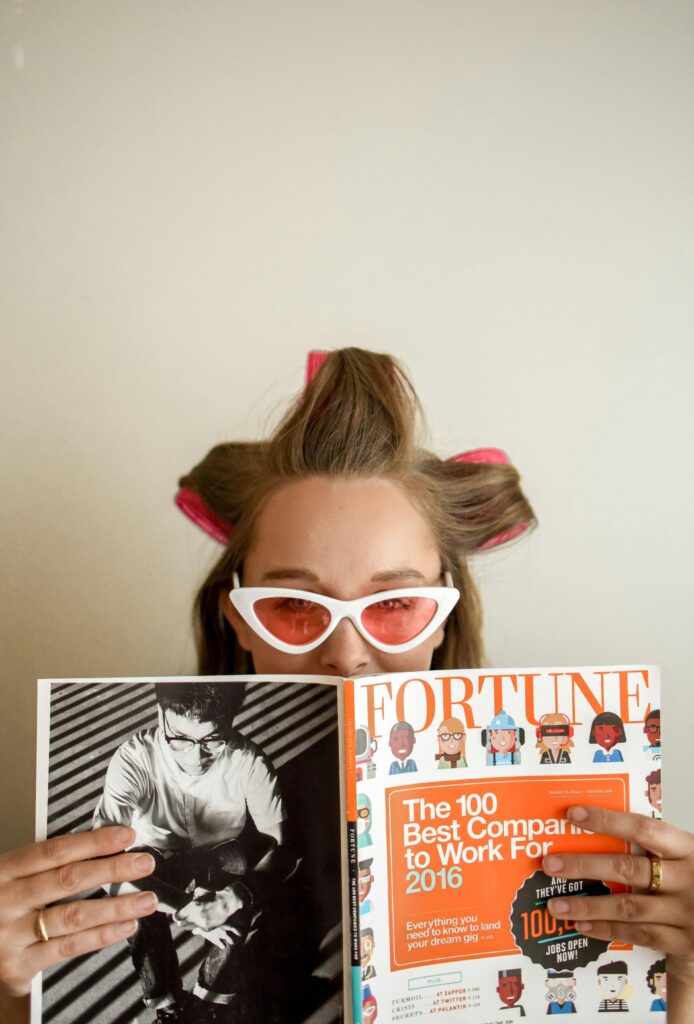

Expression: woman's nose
xmin=318 ymin=619 xmax=371 ymax=677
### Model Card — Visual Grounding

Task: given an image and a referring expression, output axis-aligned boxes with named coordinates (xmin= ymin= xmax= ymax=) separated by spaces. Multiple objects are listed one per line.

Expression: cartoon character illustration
xmin=646 ymin=959 xmax=667 ymax=1011
xmin=388 ymin=721 xmax=417 ymax=774
xmin=356 ymin=724 xmax=378 ymax=780
xmin=436 ymin=716 xmax=467 ymax=768
xmin=363 ymin=986 xmax=378 ymax=1022
xmin=361 ymin=926 xmax=376 ymax=980
xmin=589 ymin=711 xmax=626 ymax=762
xmin=545 ymin=969 xmax=577 ymax=1014
xmin=482 ymin=709 xmax=525 ymax=766
xmin=597 ymin=960 xmax=631 ymax=1012
xmin=645 ymin=768 xmax=662 ymax=818
xmin=536 ymin=713 xmax=574 ymax=764
xmin=357 ymin=793 xmax=373 ymax=848
xmin=497 ymin=967 xmax=526 ymax=1016
xmin=643 ymin=709 xmax=661 ymax=758
xmin=358 ymin=857 xmax=374 ymax=914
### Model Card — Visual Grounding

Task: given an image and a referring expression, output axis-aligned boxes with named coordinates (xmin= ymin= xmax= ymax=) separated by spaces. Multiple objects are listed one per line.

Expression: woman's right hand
xmin=0 ymin=826 xmax=158 ymax=998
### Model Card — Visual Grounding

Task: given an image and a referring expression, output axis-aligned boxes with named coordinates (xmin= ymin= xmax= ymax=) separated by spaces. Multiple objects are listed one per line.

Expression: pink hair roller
xmin=448 ymin=448 xmax=511 ymax=466
xmin=448 ymin=449 xmax=529 ymax=550
xmin=305 ymin=350 xmax=329 ymax=386
xmin=174 ymin=486 xmax=233 ymax=545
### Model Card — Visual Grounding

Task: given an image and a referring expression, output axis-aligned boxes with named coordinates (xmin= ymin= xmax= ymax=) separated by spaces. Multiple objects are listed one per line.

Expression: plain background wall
xmin=1 ymin=0 xmax=692 ymax=854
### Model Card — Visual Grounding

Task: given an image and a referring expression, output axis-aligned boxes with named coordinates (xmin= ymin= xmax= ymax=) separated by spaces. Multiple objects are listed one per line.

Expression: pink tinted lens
xmin=253 ymin=597 xmax=331 ymax=646
xmin=361 ymin=596 xmax=437 ymax=646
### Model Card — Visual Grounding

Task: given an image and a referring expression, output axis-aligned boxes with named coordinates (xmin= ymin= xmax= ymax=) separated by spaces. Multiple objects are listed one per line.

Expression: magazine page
xmin=33 ymin=675 xmax=346 ymax=1024
xmin=351 ymin=665 xmax=663 ymax=1024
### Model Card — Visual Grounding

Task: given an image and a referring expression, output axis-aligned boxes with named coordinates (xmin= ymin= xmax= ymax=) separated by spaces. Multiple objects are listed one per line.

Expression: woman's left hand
xmin=544 ymin=806 xmax=694 ymax=990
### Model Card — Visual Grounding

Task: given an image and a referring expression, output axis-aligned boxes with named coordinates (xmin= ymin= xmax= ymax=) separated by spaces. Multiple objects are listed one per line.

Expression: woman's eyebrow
xmin=261 ymin=568 xmax=320 ymax=582
xmin=261 ymin=567 xmax=429 ymax=584
xmin=370 ymin=569 xmax=428 ymax=583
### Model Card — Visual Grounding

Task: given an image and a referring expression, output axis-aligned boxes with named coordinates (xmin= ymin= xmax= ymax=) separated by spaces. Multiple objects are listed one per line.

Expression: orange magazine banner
xmin=386 ymin=774 xmax=629 ymax=971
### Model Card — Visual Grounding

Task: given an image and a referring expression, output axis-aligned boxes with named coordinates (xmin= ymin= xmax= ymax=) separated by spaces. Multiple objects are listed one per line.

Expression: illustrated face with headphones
xmin=536 ymin=713 xmax=574 ymax=754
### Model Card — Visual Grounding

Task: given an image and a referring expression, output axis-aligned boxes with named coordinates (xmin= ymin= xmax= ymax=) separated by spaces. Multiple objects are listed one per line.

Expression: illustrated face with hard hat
xmin=488 ymin=710 xmax=520 ymax=752
xmin=491 ymin=728 xmax=515 ymax=752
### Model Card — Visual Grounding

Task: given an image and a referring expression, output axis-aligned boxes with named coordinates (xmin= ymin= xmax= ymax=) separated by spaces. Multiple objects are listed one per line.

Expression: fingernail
xmin=134 ymin=853 xmax=155 ymax=873
xmin=568 ymin=806 xmax=589 ymax=822
xmin=135 ymin=891 xmax=158 ymax=912
xmin=576 ymin=921 xmax=593 ymax=932
xmin=116 ymin=919 xmax=138 ymax=936
xmin=113 ymin=826 xmax=134 ymax=845
xmin=544 ymin=856 xmax=564 ymax=873
xmin=549 ymin=899 xmax=569 ymax=914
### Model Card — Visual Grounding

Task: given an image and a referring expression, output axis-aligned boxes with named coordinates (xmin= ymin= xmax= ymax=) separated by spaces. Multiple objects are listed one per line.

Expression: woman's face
xmin=221 ymin=476 xmax=448 ymax=677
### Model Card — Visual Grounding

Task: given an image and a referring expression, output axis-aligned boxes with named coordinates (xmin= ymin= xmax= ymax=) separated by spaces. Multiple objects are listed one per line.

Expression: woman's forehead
xmin=244 ymin=476 xmax=441 ymax=590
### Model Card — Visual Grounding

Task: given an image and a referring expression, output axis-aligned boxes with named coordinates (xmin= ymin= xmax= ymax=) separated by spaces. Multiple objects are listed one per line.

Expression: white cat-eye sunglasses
xmin=229 ymin=572 xmax=460 ymax=655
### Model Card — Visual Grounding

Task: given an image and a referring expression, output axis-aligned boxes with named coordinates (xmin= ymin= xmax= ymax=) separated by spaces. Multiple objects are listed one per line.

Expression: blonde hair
xmin=179 ymin=348 xmax=536 ymax=673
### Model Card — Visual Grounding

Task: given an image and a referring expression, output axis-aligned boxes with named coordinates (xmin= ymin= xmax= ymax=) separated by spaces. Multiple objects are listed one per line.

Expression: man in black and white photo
xmin=93 ymin=681 xmax=292 ymax=1024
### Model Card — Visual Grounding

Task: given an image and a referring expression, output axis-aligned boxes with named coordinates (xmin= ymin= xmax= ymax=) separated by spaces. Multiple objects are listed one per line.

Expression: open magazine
xmin=34 ymin=666 xmax=664 ymax=1023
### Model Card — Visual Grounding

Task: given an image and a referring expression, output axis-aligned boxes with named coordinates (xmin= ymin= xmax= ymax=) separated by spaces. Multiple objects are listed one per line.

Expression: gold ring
xmin=648 ymin=855 xmax=663 ymax=892
xmin=35 ymin=907 xmax=49 ymax=942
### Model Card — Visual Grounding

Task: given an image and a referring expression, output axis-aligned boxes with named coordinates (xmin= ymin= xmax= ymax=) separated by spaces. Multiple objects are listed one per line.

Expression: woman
xmin=1 ymin=348 xmax=693 ymax=1021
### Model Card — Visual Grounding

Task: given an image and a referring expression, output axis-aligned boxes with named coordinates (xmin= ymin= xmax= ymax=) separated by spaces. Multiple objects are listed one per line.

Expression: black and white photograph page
xmin=34 ymin=678 xmax=344 ymax=1024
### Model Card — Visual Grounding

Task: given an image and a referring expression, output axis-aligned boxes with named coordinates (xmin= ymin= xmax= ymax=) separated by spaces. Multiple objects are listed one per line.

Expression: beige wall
xmin=2 ymin=0 xmax=692 ymax=852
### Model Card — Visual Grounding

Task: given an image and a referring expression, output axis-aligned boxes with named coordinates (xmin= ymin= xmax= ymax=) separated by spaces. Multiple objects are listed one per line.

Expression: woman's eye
xmin=373 ymin=598 xmax=411 ymax=612
xmin=275 ymin=598 xmax=317 ymax=613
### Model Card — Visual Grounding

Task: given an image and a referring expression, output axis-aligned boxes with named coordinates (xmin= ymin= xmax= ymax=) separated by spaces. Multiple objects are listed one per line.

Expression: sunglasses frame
xmin=229 ymin=572 xmax=460 ymax=655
